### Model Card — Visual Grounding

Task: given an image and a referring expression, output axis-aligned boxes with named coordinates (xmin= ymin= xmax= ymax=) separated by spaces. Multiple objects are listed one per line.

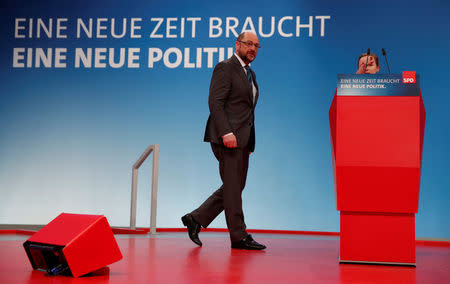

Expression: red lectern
xmin=329 ymin=73 xmax=425 ymax=265
xmin=24 ymin=213 xmax=122 ymax=277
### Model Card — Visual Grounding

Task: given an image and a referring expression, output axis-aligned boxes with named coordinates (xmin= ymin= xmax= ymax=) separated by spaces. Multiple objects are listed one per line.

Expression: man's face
xmin=235 ymin=33 xmax=259 ymax=64
xmin=358 ymin=55 xmax=380 ymax=74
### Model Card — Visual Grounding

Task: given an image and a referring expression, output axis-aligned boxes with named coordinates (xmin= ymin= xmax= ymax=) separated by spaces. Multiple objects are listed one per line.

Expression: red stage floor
xmin=1 ymin=232 xmax=449 ymax=283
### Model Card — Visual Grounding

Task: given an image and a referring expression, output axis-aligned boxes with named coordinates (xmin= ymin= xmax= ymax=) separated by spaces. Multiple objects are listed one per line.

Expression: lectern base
xmin=339 ymin=259 xmax=416 ymax=267
xmin=340 ymin=211 xmax=415 ymax=265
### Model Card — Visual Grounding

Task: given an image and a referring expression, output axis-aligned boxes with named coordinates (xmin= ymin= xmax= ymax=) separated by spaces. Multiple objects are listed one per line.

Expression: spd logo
xmin=403 ymin=71 xmax=416 ymax=84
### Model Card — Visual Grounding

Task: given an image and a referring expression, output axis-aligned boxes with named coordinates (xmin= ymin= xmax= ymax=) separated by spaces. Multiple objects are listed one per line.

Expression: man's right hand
xmin=222 ymin=133 xmax=238 ymax=148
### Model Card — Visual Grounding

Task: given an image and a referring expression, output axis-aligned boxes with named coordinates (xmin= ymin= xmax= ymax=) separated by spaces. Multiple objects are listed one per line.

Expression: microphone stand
xmin=382 ymin=48 xmax=391 ymax=74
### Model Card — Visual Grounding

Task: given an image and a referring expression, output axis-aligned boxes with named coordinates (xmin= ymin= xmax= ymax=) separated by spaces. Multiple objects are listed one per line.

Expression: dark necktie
xmin=244 ymin=65 xmax=253 ymax=87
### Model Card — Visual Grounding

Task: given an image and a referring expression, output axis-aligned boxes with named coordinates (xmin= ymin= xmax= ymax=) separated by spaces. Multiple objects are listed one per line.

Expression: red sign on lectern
xmin=403 ymin=71 xmax=416 ymax=84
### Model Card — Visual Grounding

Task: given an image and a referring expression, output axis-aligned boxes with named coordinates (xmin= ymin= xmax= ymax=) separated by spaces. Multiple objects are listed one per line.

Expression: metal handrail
xmin=130 ymin=144 xmax=159 ymax=234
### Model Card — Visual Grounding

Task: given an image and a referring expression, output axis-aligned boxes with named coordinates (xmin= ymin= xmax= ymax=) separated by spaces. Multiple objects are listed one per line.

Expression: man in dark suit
xmin=182 ymin=32 xmax=266 ymax=250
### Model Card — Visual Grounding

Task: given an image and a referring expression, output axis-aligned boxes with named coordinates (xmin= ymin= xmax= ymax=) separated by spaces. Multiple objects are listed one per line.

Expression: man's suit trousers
xmin=191 ymin=143 xmax=249 ymax=242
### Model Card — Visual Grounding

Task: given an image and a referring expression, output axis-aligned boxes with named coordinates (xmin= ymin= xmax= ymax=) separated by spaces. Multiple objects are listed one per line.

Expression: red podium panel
xmin=329 ymin=76 xmax=425 ymax=265
xmin=340 ymin=212 xmax=415 ymax=264
xmin=24 ymin=213 xmax=122 ymax=277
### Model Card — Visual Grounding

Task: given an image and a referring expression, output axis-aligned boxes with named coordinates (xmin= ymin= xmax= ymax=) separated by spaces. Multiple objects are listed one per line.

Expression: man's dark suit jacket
xmin=204 ymin=54 xmax=259 ymax=152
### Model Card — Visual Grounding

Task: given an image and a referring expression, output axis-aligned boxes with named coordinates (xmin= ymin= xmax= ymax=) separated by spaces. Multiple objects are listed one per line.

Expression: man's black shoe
xmin=181 ymin=214 xmax=202 ymax=246
xmin=231 ymin=234 xmax=266 ymax=250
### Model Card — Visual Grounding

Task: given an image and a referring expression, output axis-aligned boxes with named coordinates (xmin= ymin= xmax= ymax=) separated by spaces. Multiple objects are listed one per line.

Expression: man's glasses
xmin=238 ymin=41 xmax=261 ymax=49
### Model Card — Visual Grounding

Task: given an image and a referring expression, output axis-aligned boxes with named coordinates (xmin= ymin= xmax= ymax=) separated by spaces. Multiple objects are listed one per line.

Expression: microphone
xmin=381 ymin=48 xmax=391 ymax=74
xmin=364 ymin=48 xmax=370 ymax=73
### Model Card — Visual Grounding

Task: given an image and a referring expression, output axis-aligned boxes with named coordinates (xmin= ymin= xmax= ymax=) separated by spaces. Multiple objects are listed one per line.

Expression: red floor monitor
xmin=23 ymin=213 xmax=122 ymax=277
